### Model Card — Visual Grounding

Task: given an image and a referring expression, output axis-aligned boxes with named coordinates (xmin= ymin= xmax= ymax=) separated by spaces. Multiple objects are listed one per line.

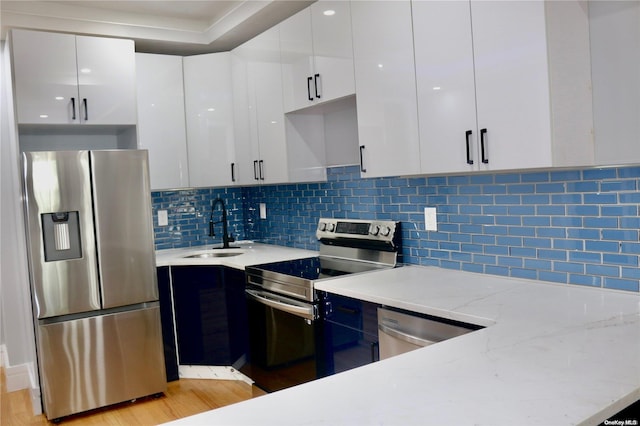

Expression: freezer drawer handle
xmin=246 ymin=289 xmax=315 ymax=321
xmin=378 ymin=323 xmax=435 ymax=348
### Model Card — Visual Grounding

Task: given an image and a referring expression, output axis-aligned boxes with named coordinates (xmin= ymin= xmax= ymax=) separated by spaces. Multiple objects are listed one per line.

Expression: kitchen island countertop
xmin=162 ymin=264 xmax=640 ymax=426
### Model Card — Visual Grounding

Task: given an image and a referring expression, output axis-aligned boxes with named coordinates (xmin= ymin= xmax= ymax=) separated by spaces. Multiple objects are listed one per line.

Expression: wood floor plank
xmin=1 ymin=367 xmax=266 ymax=425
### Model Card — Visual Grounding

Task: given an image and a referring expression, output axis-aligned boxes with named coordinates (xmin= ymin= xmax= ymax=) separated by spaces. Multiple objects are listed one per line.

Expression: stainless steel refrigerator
xmin=22 ymin=150 xmax=166 ymax=420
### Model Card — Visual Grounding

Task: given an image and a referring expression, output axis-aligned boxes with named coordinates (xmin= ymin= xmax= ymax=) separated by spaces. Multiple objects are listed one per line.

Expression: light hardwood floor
xmin=0 ymin=367 xmax=266 ymax=425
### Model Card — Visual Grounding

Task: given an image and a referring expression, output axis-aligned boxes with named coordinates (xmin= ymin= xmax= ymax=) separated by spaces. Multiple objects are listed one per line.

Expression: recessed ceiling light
xmin=323 ymin=9 xmax=336 ymax=16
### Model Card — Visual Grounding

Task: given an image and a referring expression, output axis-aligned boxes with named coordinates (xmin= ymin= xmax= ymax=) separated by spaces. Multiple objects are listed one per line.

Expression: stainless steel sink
xmin=182 ymin=249 xmax=245 ymax=259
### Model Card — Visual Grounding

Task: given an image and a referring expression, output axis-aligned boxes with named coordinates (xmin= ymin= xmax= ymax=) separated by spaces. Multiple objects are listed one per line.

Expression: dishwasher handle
xmin=246 ymin=288 xmax=316 ymax=321
xmin=378 ymin=323 xmax=435 ymax=348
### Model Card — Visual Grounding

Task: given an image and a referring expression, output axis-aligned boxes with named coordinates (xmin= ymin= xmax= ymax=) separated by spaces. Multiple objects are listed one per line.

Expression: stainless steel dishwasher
xmin=378 ymin=307 xmax=479 ymax=359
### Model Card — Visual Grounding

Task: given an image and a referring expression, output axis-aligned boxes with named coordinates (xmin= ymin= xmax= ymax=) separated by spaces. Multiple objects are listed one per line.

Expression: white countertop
xmin=155 ymin=241 xmax=317 ymax=269
xmin=163 ymin=264 xmax=640 ymax=426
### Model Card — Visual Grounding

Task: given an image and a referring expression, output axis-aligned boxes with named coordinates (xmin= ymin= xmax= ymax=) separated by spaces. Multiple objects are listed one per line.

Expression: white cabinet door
xmin=413 ymin=1 xmax=477 ymax=174
xmin=232 ymin=26 xmax=288 ymax=185
xmin=136 ymin=53 xmax=189 ymax=190
xmin=11 ymin=29 xmax=136 ymax=126
xmin=590 ymin=1 xmax=640 ymax=166
xmin=471 ymin=1 xmax=552 ymax=171
xmin=250 ymin=27 xmax=289 ymax=184
xmin=230 ymin=47 xmax=257 ymax=185
xmin=310 ymin=1 xmax=355 ymax=105
xmin=183 ymin=52 xmax=237 ymax=188
xmin=75 ymin=36 xmax=136 ymax=125
xmin=252 ymin=59 xmax=289 ymax=184
xmin=351 ymin=0 xmax=421 ymax=178
xmin=415 ymin=1 xmax=554 ymax=174
xmin=280 ymin=8 xmax=315 ymax=112
xmin=280 ymin=1 xmax=355 ymax=113
xmin=11 ymin=30 xmax=79 ymax=124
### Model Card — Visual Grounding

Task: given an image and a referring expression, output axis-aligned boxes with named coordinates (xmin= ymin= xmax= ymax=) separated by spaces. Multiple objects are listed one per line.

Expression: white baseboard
xmin=5 ymin=362 xmax=31 ymax=392
xmin=29 ymin=371 xmax=42 ymax=416
xmin=6 ymin=362 xmax=42 ymax=415
xmin=0 ymin=345 xmax=42 ymax=416
xmin=0 ymin=344 xmax=6 ymax=367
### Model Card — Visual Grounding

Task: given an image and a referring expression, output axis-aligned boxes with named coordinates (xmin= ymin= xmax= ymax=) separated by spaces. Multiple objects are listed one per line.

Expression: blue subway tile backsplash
xmin=152 ymin=164 xmax=640 ymax=293
xmin=151 ymin=187 xmax=245 ymax=250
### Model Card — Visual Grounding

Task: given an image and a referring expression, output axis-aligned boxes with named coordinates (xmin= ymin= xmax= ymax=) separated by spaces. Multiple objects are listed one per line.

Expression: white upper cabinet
xmin=414 ymin=1 xmax=593 ymax=174
xmin=183 ymin=52 xmax=238 ymax=188
xmin=74 ymin=36 xmax=136 ymax=125
xmin=11 ymin=29 xmax=136 ymax=125
xmin=280 ymin=1 xmax=355 ymax=113
xmin=279 ymin=7 xmax=314 ymax=112
xmin=136 ymin=53 xmax=189 ymax=190
xmin=350 ymin=0 xmax=421 ymax=178
xmin=231 ymin=26 xmax=289 ymax=185
xmin=471 ymin=1 xmax=552 ymax=171
xmin=590 ymin=1 xmax=640 ymax=166
xmin=413 ymin=1 xmax=478 ymax=174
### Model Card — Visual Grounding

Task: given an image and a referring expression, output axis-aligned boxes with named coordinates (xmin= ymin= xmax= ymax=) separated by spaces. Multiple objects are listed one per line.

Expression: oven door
xmin=242 ymin=288 xmax=321 ymax=392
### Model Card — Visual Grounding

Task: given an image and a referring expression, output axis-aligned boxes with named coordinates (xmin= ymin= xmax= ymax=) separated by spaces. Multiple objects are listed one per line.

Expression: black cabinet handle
xmin=258 ymin=160 xmax=264 ymax=180
xmin=465 ymin=130 xmax=474 ymax=165
xmin=230 ymin=162 xmax=236 ymax=182
xmin=336 ymin=306 xmax=360 ymax=315
xmin=253 ymin=160 xmax=259 ymax=180
xmin=480 ymin=128 xmax=488 ymax=164
xmin=307 ymin=76 xmax=313 ymax=101
xmin=314 ymin=73 xmax=321 ymax=99
xmin=82 ymin=98 xmax=88 ymax=121
xmin=371 ymin=341 xmax=379 ymax=363
xmin=359 ymin=145 xmax=367 ymax=173
xmin=71 ymin=97 xmax=76 ymax=120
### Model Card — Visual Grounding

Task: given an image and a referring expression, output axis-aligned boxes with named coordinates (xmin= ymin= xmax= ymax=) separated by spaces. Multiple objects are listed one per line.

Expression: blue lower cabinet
xmin=224 ymin=267 xmax=250 ymax=365
xmin=319 ymin=292 xmax=379 ymax=376
xmin=157 ymin=266 xmax=179 ymax=381
xmin=171 ymin=265 xmax=248 ymax=367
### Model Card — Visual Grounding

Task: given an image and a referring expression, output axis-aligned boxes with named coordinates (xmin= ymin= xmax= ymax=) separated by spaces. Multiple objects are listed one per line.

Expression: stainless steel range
xmin=243 ymin=218 xmax=400 ymax=392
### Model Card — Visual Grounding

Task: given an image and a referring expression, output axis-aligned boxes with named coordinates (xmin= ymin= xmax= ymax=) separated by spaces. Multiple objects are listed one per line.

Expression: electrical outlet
xmin=158 ymin=210 xmax=168 ymax=227
xmin=259 ymin=203 xmax=267 ymax=219
xmin=424 ymin=207 xmax=437 ymax=231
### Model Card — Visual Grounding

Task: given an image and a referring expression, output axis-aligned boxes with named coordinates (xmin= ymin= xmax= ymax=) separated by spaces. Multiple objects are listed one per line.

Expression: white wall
xmin=1 ymin=39 xmax=41 ymax=413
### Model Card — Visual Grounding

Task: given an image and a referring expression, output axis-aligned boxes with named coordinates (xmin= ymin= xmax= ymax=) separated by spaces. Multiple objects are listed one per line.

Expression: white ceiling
xmin=0 ymin=0 xmax=314 ymax=55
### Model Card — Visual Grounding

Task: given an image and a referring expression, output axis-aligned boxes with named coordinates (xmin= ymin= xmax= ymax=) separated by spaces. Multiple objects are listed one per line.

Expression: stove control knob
xmin=327 ymin=223 xmax=336 ymax=232
xmin=370 ymin=225 xmax=380 ymax=236
xmin=318 ymin=222 xmax=327 ymax=231
xmin=380 ymin=226 xmax=391 ymax=237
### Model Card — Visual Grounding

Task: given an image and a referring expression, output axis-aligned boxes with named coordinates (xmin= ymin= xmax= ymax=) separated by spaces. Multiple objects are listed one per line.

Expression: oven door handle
xmin=246 ymin=289 xmax=316 ymax=321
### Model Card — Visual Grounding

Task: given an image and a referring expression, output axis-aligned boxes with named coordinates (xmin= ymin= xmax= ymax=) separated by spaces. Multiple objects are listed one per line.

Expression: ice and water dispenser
xmin=41 ymin=212 xmax=82 ymax=262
